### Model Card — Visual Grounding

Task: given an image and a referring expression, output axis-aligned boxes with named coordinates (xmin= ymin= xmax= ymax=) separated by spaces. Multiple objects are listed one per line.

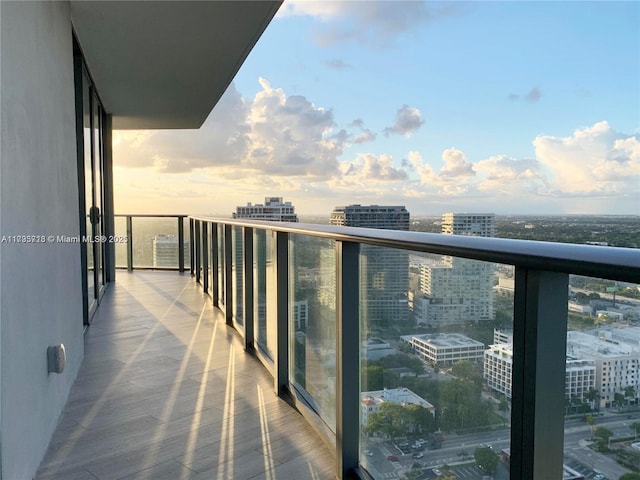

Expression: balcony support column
xmin=178 ymin=216 xmax=185 ymax=272
xmin=194 ymin=220 xmax=201 ymax=283
xmin=336 ymin=241 xmax=360 ymax=478
xmin=243 ymin=227 xmax=254 ymax=351
xmin=511 ymin=268 xmax=568 ymax=480
xmin=274 ymin=231 xmax=289 ymax=396
xmin=126 ymin=215 xmax=133 ymax=271
xmin=224 ymin=224 xmax=233 ymax=325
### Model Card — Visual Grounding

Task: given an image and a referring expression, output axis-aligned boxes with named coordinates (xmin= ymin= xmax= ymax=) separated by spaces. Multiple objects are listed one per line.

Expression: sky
xmin=112 ymin=1 xmax=640 ymax=217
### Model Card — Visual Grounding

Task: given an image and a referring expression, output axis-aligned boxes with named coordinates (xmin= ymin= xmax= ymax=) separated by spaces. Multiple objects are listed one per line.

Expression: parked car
xmin=387 ymin=455 xmax=399 ymax=462
xmin=412 ymin=452 xmax=424 ymax=459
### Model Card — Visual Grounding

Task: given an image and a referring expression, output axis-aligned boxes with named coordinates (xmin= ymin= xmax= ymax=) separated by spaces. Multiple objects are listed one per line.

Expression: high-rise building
xmin=233 ymin=197 xmax=298 ymax=222
xmin=442 ymin=213 xmax=495 ymax=237
xmin=330 ymin=205 xmax=410 ymax=328
xmin=152 ymin=234 xmax=188 ymax=268
xmin=416 ymin=213 xmax=496 ymax=325
xmin=330 ymin=205 xmax=410 ymax=230
xmin=232 ymin=198 xmax=296 ymax=335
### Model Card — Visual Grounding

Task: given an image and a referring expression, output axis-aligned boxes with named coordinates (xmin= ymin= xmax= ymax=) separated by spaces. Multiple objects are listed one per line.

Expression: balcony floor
xmin=36 ymin=271 xmax=335 ymax=480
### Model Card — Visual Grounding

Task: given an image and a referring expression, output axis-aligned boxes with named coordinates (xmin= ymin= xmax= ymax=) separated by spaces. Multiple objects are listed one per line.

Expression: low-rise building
xmin=361 ymin=387 xmax=435 ymax=428
xmin=485 ymin=342 xmax=596 ymax=402
xmin=400 ymin=333 xmax=485 ymax=366
xmin=567 ymin=328 xmax=640 ymax=408
xmin=362 ymin=338 xmax=396 ymax=361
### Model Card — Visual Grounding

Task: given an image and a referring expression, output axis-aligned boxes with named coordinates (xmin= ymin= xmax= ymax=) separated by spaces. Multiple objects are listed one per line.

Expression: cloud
xmin=475 ymin=155 xmax=544 ymax=192
xmin=278 ymin=1 xmax=458 ymax=48
xmin=533 ymin=121 xmax=639 ymax=196
xmin=408 ymin=149 xmax=475 ymax=195
xmin=350 ymin=118 xmax=377 ymax=144
xmin=114 ymin=79 xmax=345 ymax=178
xmin=384 ymin=105 xmax=425 ymax=137
xmin=342 ymin=153 xmax=408 ymax=181
xmin=508 ymin=87 xmax=542 ymax=103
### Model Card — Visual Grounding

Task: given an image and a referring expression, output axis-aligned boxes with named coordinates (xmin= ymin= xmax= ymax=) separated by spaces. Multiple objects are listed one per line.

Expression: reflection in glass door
xmin=81 ymin=67 xmax=106 ymax=324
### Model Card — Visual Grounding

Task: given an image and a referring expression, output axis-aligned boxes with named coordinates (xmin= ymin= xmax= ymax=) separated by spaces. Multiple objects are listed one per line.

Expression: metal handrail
xmin=188 ymin=214 xmax=640 ymax=479
xmin=188 ymin=216 xmax=640 ymax=282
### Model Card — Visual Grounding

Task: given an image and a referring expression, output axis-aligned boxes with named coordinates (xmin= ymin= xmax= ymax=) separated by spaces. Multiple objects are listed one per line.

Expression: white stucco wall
xmin=1 ymin=1 xmax=84 ymax=478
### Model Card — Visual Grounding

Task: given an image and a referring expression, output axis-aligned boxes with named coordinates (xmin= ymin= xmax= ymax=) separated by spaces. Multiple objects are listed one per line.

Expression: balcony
xmin=37 ymin=215 xmax=640 ymax=480
xmin=36 ymin=271 xmax=334 ymax=479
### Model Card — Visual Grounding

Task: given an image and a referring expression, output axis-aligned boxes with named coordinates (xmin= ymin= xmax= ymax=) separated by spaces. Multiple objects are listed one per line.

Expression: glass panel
xmin=254 ymin=229 xmax=275 ymax=362
xmin=114 ymin=216 xmax=127 ymax=268
xmin=289 ymin=234 xmax=336 ymax=430
xmin=131 ymin=217 xmax=181 ymax=269
xmin=217 ymin=224 xmax=225 ymax=308
xmin=182 ymin=217 xmax=191 ymax=268
xmin=232 ymin=226 xmax=244 ymax=327
xmin=564 ymin=276 xmax=640 ymax=479
xmin=82 ymin=70 xmax=94 ymax=308
xmin=360 ymin=249 xmax=512 ymax=480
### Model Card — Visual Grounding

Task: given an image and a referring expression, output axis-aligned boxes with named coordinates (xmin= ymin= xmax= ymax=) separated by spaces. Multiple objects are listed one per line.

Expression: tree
xmin=450 ymin=360 xmax=482 ymax=385
xmin=474 ymin=447 xmax=499 ymax=473
xmin=615 ymin=392 xmax=626 ymax=410
xmin=626 ymin=386 xmax=637 ymax=409
xmin=631 ymin=422 xmax=640 ymax=439
xmin=593 ymin=426 xmax=614 ymax=449
xmin=362 ymin=365 xmax=384 ymax=391
xmin=620 ymin=474 xmax=640 ymax=480
xmin=405 ymin=404 xmax=436 ymax=435
xmin=585 ymin=389 xmax=600 ymax=411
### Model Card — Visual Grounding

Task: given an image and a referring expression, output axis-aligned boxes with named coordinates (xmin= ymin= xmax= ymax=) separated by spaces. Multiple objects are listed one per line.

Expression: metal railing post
xmin=511 ymin=268 xmax=569 ymax=480
xmin=336 ymin=241 xmax=360 ymax=478
xmin=194 ymin=220 xmax=201 ymax=283
xmin=202 ymin=222 xmax=209 ymax=292
xmin=211 ymin=223 xmax=219 ymax=307
xmin=243 ymin=227 xmax=254 ymax=351
xmin=126 ymin=215 xmax=133 ymax=271
xmin=189 ymin=218 xmax=195 ymax=275
xmin=178 ymin=216 xmax=185 ymax=272
xmin=274 ymin=230 xmax=289 ymax=396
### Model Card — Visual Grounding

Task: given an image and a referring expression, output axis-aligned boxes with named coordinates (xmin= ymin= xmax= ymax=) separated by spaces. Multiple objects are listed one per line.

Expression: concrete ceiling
xmin=70 ymin=1 xmax=281 ymax=129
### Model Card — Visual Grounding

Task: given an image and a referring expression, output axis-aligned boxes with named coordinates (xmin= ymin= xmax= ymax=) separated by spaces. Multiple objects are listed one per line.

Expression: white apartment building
xmin=152 ymin=234 xmax=188 ymax=268
xmin=418 ymin=213 xmax=496 ymax=325
xmin=567 ymin=328 xmax=640 ymax=408
xmin=233 ymin=197 xmax=298 ymax=222
xmin=484 ymin=343 xmax=596 ymax=401
xmin=361 ymin=387 xmax=435 ymax=428
xmin=400 ymin=333 xmax=485 ymax=366
xmin=419 ymin=257 xmax=495 ymax=324
xmin=442 ymin=213 xmax=496 ymax=237
xmin=484 ymin=343 xmax=514 ymax=397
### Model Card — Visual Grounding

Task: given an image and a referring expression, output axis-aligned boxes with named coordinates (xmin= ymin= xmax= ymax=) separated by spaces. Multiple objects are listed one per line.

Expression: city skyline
xmin=112 ymin=1 xmax=639 ymax=216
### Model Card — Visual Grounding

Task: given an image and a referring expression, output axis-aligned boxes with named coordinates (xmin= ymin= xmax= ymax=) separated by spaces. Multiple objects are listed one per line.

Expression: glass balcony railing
xmin=186 ymin=215 xmax=639 ymax=480
xmin=114 ymin=214 xmax=189 ymax=271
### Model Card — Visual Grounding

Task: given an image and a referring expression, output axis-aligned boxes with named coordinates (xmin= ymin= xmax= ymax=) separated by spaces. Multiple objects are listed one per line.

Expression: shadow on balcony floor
xmin=36 ymin=272 xmax=335 ymax=480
